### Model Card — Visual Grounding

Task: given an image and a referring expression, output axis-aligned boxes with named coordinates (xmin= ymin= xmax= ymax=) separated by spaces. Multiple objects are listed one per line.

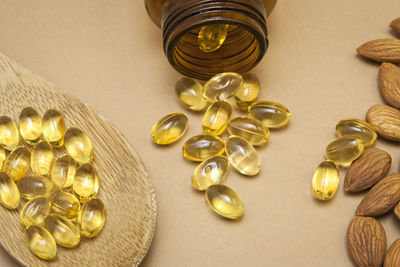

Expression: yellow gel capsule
xmin=0 ymin=146 xmax=5 ymax=169
xmin=51 ymin=155 xmax=77 ymax=190
xmin=225 ymin=136 xmax=260 ymax=176
xmin=73 ymin=163 xmax=99 ymax=203
xmin=198 ymin=24 xmax=228 ymax=52
xmin=0 ymin=116 xmax=20 ymax=151
xmin=151 ymin=113 xmax=189 ymax=145
xmin=192 ymin=155 xmax=229 ymax=191
xmin=51 ymin=191 xmax=80 ymax=218
xmin=17 ymin=175 xmax=53 ymax=200
xmin=336 ymin=118 xmax=377 ymax=147
xmin=203 ymin=72 xmax=243 ymax=102
xmin=3 ymin=146 xmax=31 ymax=181
xmin=325 ymin=136 xmax=365 ymax=166
xmin=42 ymin=108 xmax=66 ymax=147
xmin=202 ymin=101 xmax=232 ymax=135
xmin=312 ymin=160 xmax=339 ymax=201
xmin=64 ymin=128 xmax=94 ymax=164
xmin=182 ymin=134 xmax=225 ymax=162
xmin=234 ymin=73 xmax=260 ymax=110
xmin=175 ymin=77 xmax=207 ymax=111
xmin=227 ymin=117 xmax=269 ymax=146
xmin=44 ymin=214 xmax=80 ymax=248
xmin=20 ymin=196 xmax=51 ymax=229
xmin=205 ymin=184 xmax=244 ymax=219
xmin=78 ymin=198 xmax=106 ymax=238
xmin=248 ymin=101 xmax=291 ymax=129
xmin=19 ymin=106 xmax=42 ymax=145
xmin=31 ymin=141 xmax=54 ymax=176
xmin=0 ymin=172 xmax=20 ymax=209
xmin=25 ymin=225 xmax=57 ymax=260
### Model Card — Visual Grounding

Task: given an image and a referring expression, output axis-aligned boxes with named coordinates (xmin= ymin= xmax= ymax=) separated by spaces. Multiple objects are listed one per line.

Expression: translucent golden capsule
xmin=73 ymin=163 xmax=99 ymax=203
xmin=17 ymin=175 xmax=53 ymax=200
xmin=227 ymin=117 xmax=269 ymax=146
xmin=42 ymin=108 xmax=66 ymax=147
xmin=198 ymin=24 xmax=228 ymax=52
xmin=175 ymin=77 xmax=207 ymax=111
xmin=182 ymin=134 xmax=225 ymax=162
xmin=225 ymin=136 xmax=260 ymax=176
xmin=234 ymin=73 xmax=260 ymax=110
xmin=20 ymin=196 xmax=51 ymax=229
xmin=0 ymin=116 xmax=20 ymax=151
xmin=325 ymin=136 xmax=365 ymax=166
xmin=151 ymin=113 xmax=189 ymax=145
xmin=192 ymin=155 xmax=229 ymax=191
xmin=51 ymin=191 xmax=80 ymax=218
xmin=31 ymin=141 xmax=54 ymax=176
xmin=64 ymin=127 xmax=94 ymax=164
xmin=0 ymin=146 xmax=5 ymax=169
xmin=19 ymin=106 xmax=42 ymax=145
xmin=78 ymin=198 xmax=106 ymax=238
xmin=248 ymin=101 xmax=291 ymax=129
xmin=44 ymin=214 xmax=80 ymax=248
xmin=25 ymin=225 xmax=57 ymax=260
xmin=0 ymin=172 xmax=20 ymax=209
xmin=3 ymin=146 xmax=31 ymax=181
xmin=336 ymin=118 xmax=377 ymax=147
xmin=51 ymin=155 xmax=77 ymax=190
xmin=202 ymin=101 xmax=232 ymax=135
xmin=203 ymin=72 xmax=243 ymax=102
xmin=312 ymin=160 xmax=339 ymax=201
xmin=205 ymin=184 xmax=244 ymax=219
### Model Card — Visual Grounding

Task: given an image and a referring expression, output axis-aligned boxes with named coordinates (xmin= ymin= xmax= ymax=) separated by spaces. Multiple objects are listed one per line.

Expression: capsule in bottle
xmin=192 ymin=155 xmax=229 ymax=191
xmin=225 ymin=136 xmax=260 ymax=176
xmin=205 ymin=184 xmax=244 ymax=219
xmin=248 ymin=101 xmax=291 ymax=128
xmin=234 ymin=73 xmax=260 ymax=110
xmin=73 ymin=163 xmax=99 ymax=203
xmin=151 ymin=113 xmax=189 ymax=145
xmin=64 ymin=127 xmax=93 ymax=164
xmin=227 ymin=117 xmax=269 ymax=146
xmin=20 ymin=196 xmax=51 ymax=228
xmin=19 ymin=106 xmax=42 ymax=145
xmin=44 ymin=214 xmax=80 ymax=248
xmin=203 ymin=72 xmax=243 ymax=102
xmin=42 ymin=108 xmax=66 ymax=147
xmin=25 ymin=225 xmax=57 ymax=260
xmin=51 ymin=155 xmax=77 ymax=190
xmin=312 ymin=160 xmax=339 ymax=201
xmin=336 ymin=118 xmax=377 ymax=147
xmin=0 ymin=172 xmax=20 ymax=209
xmin=325 ymin=136 xmax=364 ymax=166
xmin=17 ymin=175 xmax=53 ymax=200
xmin=3 ymin=146 xmax=31 ymax=181
xmin=202 ymin=101 xmax=232 ymax=135
xmin=0 ymin=116 xmax=19 ymax=151
xmin=175 ymin=77 xmax=207 ymax=111
xmin=78 ymin=198 xmax=106 ymax=238
xmin=182 ymin=134 xmax=225 ymax=162
xmin=198 ymin=24 xmax=229 ymax=52
xmin=31 ymin=140 xmax=54 ymax=176
xmin=51 ymin=191 xmax=80 ymax=218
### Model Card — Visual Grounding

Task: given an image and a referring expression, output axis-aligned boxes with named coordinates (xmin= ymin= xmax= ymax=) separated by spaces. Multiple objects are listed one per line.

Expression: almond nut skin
xmin=344 ymin=148 xmax=391 ymax=192
xmin=390 ymin=17 xmax=400 ymax=35
xmin=384 ymin=238 xmax=400 ymax=267
xmin=357 ymin=38 xmax=400 ymax=63
xmin=366 ymin=104 xmax=400 ymax=141
xmin=394 ymin=202 xmax=400 ymax=221
xmin=356 ymin=173 xmax=400 ymax=217
xmin=347 ymin=216 xmax=387 ymax=267
xmin=379 ymin=63 xmax=400 ymax=109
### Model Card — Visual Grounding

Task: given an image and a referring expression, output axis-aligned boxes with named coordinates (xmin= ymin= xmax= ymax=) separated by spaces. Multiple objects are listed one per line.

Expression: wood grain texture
xmin=0 ymin=52 xmax=156 ymax=266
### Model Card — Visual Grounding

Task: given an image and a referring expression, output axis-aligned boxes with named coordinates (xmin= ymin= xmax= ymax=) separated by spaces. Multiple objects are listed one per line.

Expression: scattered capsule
xmin=151 ymin=113 xmax=189 ymax=145
xmin=20 ymin=196 xmax=51 ymax=229
xmin=225 ymin=136 xmax=260 ymax=176
xmin=336 ymin=118 xmax=377 ymax=147
xmin=42 ymin=108 xmax=66 ymax=147
xmin=3 ymin=146 xmax=31 ymax=181
xmin=19 ymin=107 xmax=42 ymax=145
xmin=227 ymin=117 xmax=269 ymax=146
xmin=73 ymin=163 xmax=99 ymax=203
xmin=25 ymin=225 xmax=57 ymax=260
xmin=51 ymin=191 xmax=80 ymax=218
xmin=202 ymin=101 xmax=232 ymax=135
xmin=192 ymin=155 xmax=229 ymax=191
xmin=312 ymin=160 xmax=339 ymax=201
xmin=175 ymin=77 xmax=207 ymax=111
xmin=78 ymin=198 xmax=106 ymax=238
xmin=64 ymin=128 xmax=94 ymax=164
xmin=205 ymin=184 xmax=244 ymax=219
xmin=234 ymin=73 xmax=260 ymax=110
xmin=0 ymin=146 xmax=5 ymax=169
xmin=182 ymin=134 xmax=225 ymax=162
xmin=51 ymin=155 xmax=77 ymax=190
xmin=0 ymin=172 xmax=20 ymax=209
xmin=0 ymin=116 xmax=20 ymax=151
xmin=31 ymin=141 xmax=54 ymax=176
xmin=17 ymin=175 xmax=53 ymax=200
xmin=203 ymin=72 xmax=243 ymax=102
xmin=44 ymin=214 xmax=80 ymax=248
xmin=248 ymin=101 xmax=291 ymax=128
xmin=325 ymin=136 xmax=364 ymax=166
xmin=198 ymin=24 xmax=228 ymax=52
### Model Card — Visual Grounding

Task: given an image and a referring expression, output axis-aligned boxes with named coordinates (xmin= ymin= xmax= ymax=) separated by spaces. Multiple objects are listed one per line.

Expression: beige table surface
xmin=0 ymin=0 xmax=400 ymax=266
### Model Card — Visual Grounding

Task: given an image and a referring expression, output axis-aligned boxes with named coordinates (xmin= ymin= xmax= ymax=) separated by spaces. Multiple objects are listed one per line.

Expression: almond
xmin=347 ymin=216 xmax=387 ymax=267
xmin=356 ymin=173 xmax=400 ymax=216
xmin=344 ymin=148 xmax=391 ymax=192
xmin=366 ymin=104 xmax=400 ymax=141
xmin=379 ymin=63 xmax=400 ymax=108
xmin=357 ymin=38 xmax=400 ymax=63
xmin=384 ymin=238 xmax=400 ymax=267
xmin=390 ymin=17 xmax=400 ymax=35
xmin=394 ymin=201 xmax=400 ymax=221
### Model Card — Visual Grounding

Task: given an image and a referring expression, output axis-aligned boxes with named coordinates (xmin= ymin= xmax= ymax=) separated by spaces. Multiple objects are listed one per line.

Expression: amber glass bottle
xmin=145 ymin=0 xmax=277 ymax=80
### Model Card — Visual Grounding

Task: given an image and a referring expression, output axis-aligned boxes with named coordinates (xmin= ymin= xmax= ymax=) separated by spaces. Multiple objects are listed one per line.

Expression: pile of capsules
xmin=151 ymin=72 xmax=291 ymax=219
xmin=0 ymin=107 xmax=106 ymax=260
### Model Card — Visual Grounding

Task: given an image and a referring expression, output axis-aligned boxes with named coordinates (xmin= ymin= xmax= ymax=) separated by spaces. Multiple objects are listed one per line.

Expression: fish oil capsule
xmin=3 ymin=146 xmax=31 ymax=181
xmin=44 ymin=214 xmax=80 ymax=248
xmin=64 ymin=128 xmax=94 ymax=164
xmin=31 ymin=141 xmax=54 ymax=176
xmin=0 ymin=146 xmax=5 ymax=169
xmin=73 ymin=163 xmax=99 ymax=203
xmin=227 ymin=117 xmax=269 ymax=146
xmin=51 ymin=191 xmax=80 ymax=218
xmin=192 ymin=155 xmax=229 ymax=191
xmin=0 ymin=172 xmax=20 ymax=209
xmin=19 ymin=106 xmax=42 ymax=145
xmin=25 ymin=225 xmax=57 ymax=260
xmin=175 ymin=77 xmax=207 ymax=111
xmin=151 ymin=113 xmax=189 ymax=145
xmin=0 ymin=116 xmax=20 ymax=151
xmin=42 ymin=108 xmax=66 ymax=147
xmin=51 ymin=155 xmax=77 ymax=190
xmin=78 ymin=198 xmax=106 ymax=238
xmin=234 ymin=73 xmax=260 ymax=110
xmin=20 ymin=196 xmax=51 ymax=228
xmin=202 ymin=101 xmax=232 ymax=135
xmin=312 ymin=160 xmax=339 ymax=200
xmin=225 ymin=136 xmax=260 ymax=176
xmin=336 ymin=118 xmax=377 ymax=147
xmin=203 ymin=72 xmax=243 ymax=102
xmin=18 ymin=175 xmax=53 ymax=200
xmin=198 ymin=24 xmax=228 ymax=52
xmin=325 ymin=136 xmax=364 ymax=166
xmin=182 ymin=134 xmax=225 ymax=162
xmin=205 ymin=184 xmax=244 ymax=219
xmin=248 ymin=101 xmax=291 ymax=129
